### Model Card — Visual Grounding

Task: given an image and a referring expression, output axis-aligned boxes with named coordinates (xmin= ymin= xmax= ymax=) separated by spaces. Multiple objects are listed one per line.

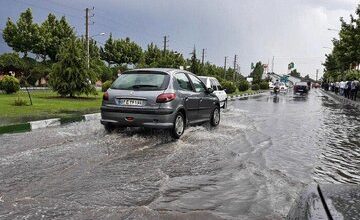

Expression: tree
xmin=289 ymin=69 xmax=301 ymax=78
xmin=100 ymin=35 xmax=142 ymax=66
xmin=189 ymin=46 xmax=201 ymax=74
xmin=250 ymin=61 xmax=264 ymax=84
xmin=100 ymin=33 xmax=116 ymax=66
xmin=0 ymin=53 xmax=25 ymax=75
xmin=49 ymin=37 xmax=96 ymax=97
xmin=2 ymin=8 xmax=39 ymax=57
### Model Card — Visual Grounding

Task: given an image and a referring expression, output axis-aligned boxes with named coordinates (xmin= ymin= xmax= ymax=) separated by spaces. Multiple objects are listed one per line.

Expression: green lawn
xmin=0 ymin=90 xmax=103 ymax=125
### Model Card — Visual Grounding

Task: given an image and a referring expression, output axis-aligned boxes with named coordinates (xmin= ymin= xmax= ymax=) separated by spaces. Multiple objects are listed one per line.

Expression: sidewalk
xmin=321 ymin=89 xmax=360 ymax=108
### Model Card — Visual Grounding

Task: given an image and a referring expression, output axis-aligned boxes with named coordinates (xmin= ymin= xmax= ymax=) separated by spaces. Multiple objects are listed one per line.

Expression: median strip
xmin=0 ymin=113 xmax=101 ymax=135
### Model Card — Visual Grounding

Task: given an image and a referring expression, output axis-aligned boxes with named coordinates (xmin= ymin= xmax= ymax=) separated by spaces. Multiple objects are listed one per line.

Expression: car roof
xmin=125 ymin=68 xmax=192 ymax=76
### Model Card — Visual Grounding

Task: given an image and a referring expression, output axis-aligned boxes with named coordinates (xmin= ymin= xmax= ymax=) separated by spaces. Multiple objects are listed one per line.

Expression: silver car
xmin=101 ymin=68 xmax=221 ymax=138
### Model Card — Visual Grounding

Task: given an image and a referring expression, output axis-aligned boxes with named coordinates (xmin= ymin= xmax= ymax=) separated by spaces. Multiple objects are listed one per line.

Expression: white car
xmin=199 ymin=76 xmax=228 ymax=108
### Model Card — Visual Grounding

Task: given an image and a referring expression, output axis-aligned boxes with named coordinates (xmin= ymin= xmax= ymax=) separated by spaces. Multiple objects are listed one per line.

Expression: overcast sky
xmin=0 ymin=0 xmax=359 ymax=78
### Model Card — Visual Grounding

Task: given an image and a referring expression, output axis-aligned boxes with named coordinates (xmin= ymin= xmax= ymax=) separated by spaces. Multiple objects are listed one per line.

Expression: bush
xmin=259 ymin=81 xmax=269 ymax=90
xmin=14 ymin=97 xmax=27 ymax=106
xmin=1 ymin=75 xmax=20 ymax=94
xmin=102 ymin=80 xmax=113 ymax=92
xmin=221 ymin=80 xmax=236 ymax=94
xmin=237 ymin=80 xmax=249 ymax=91
xmin=251 ymin=84 xmax=260 ymax=91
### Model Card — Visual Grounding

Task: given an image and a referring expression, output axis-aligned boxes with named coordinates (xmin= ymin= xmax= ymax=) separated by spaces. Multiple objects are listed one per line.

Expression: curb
xmin=320 ymin=89 xmax=360 ymax=108
xmin=228 ymin=90 xmax=267 ymax=100
xmin=0 ymin=113 xmax=101 ymax=135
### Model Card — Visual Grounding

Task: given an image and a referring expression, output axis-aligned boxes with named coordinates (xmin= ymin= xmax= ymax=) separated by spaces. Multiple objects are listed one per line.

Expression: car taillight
xmin=156 ymin=93 xmax=176 ymax=103
xmin=103 ymin=92 xmax=109 ymax=101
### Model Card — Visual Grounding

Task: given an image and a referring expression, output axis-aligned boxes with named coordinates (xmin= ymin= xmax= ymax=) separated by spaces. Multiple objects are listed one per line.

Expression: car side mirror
xmin=207 ymin=88 xmax=214 ymax=93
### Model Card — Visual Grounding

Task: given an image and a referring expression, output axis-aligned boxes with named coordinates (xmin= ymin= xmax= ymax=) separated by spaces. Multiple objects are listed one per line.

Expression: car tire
xmin=210 ymin=106 xmax=220 ymax=127
xmin=171 ymin=112 xmax=185 ymax=139
xmin=104 ymin=123 xmax=115 ymax=133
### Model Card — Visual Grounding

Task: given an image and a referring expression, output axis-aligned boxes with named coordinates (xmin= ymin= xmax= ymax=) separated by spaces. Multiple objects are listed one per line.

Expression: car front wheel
xmin=223 ymin=99 xmax=228 ymax=109
xmin=210 ymin=106 xmax=220 ymax=126
xmin=171 ymin=112 xmax=185 ymax=139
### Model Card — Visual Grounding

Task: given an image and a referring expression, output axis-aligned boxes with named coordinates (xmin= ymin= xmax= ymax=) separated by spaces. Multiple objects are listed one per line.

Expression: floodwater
xmin=0 ymin=89 xmax=359 ymax=219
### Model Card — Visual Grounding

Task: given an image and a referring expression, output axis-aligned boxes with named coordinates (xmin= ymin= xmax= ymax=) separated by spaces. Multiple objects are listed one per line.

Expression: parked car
xmin=279 ymin=82 xmax=288 ymax=92
xmin=198 ymin=76 xmax=228 ymax=108
xmin=293 ymin=82 xmax=309 ymax=95
xmin=101 ymin=68 xmax=221 ymax=139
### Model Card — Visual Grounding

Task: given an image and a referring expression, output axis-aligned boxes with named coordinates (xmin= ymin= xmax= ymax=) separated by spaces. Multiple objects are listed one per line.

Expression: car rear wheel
xmin=171 ymin=112 xmax=185 ymax=139
xmin=104 ymin=123 xmax=115 ymax=133
xmin=210 ymin=106 xmax=220 ymax=127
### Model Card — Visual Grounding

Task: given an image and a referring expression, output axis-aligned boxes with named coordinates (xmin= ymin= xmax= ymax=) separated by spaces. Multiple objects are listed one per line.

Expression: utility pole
xmin=85 ymin=7 xmax=94 ymax=69
xmin=224 ymin=56 xmax=227 ymax=79
xmin=201 ymin=48 xmax=205 ymax=65
xmin=316 ymin=69 xmax=319 ymax=81
xmin=233 ymin=54 xmax=237 ymax=80
xmin=163 ymin=36 xmax=169 ymax=56
xmin=271 ymin=56 xmax=274 ymax=73
xmin=85 ymin=8 xmax=89 ymax=69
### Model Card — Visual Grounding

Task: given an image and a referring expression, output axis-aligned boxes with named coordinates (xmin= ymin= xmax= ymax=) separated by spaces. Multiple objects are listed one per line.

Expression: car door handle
xmin=185 ymin=97 xmax=189 ymax=101
xmin=200 ymin=99 xmax=203 ymax=102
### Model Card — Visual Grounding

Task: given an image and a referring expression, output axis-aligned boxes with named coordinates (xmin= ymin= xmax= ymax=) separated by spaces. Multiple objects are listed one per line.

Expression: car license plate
xmin=120 ymin=99 xmax=144 ymax=106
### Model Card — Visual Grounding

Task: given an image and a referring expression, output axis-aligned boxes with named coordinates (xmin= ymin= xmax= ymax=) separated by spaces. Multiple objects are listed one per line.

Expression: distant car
xmin=293 ymin=82 xmax=309 ymax=95
xmin=101 ymin=68 xmax=221 ymax=139
xmin=199 ymin=76 xmax=228 ymax=109
xmin=279 ymin=82 xmax=288 ymax=92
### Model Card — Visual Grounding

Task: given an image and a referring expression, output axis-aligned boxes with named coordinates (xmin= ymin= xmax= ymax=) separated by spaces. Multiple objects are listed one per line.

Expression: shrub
xmin=259 ymin=81 xmax=269 ymax=90
xmin=251 ymin=84 xmax=260 ymax=91
xmin=221 ymin=80 xmax=236 ymax=94
xmin=1 ymin=75 xmax=20 ymax=94
xmin=14 ymin=97 xmax=27 ymax=106
xmin=102 ymin=80 xmax=113 ymax=92
xmin=237 ymin=80 xmax=249 ymax=91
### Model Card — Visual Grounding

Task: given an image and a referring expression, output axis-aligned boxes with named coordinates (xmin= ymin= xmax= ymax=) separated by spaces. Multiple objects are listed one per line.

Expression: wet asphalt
xmin=0 ymin=89 xmax=359 ymax=220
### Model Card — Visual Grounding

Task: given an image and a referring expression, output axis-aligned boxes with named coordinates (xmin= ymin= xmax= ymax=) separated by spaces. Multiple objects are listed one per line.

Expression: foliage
xmin=189 ymin=46 xmax=201 ymax=75
xmin=259 ymin=81 xmax=269 ymax=90
xmin=1 ymin=75 xmax=20 ymax=94
xmin=0 ymin=53 xmax=24 ymax=74
xmin=14 ymin=96 xmax=27 ymax=106
xmin=221 ymin=80 xmax=236 ymax=94
xmin=100 ymin=34 xmax=142 ymax=66
xmin=102 ymin=80 xmax=113 ymax=92
xmin=289 ymin=69 xmax=301 ymax=78
xmin=237 ymin=80 xmax=250 ymax=91
xmin=139 ymin=42 xmax=186 ymax=69
xmin=344 ymin=70 xmax=360 ymax=81
xmin=2 ymin=8 xmax=38 ymax=57
xmin=251 ymin=84 xmax=260 ymax=91
xmin=49 ymin=37 xmax=96 ymax=97
xmin=323 ymin=5 xmax=360 ymax=82
xmin=249 ymin=62 xmax=263 ymax=84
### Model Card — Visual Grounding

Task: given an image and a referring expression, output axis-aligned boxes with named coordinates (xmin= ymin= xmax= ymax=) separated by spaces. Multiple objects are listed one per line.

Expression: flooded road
xmin=0 ymin=89 xmax=359 ymax=219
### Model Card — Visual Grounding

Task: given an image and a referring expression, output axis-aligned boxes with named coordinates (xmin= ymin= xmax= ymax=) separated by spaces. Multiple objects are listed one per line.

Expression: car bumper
xmin=100 ymin=106 xmax=175 ymax=129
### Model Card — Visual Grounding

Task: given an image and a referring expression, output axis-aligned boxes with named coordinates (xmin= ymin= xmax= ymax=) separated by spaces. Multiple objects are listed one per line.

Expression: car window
xmin=217 ymin=85 xmax=223 ymax=91
xmin=188 ymin=74 xmax=206 ymax=92
xmin=212 ymin=85 xmax=218 ymax=90
xmin=111 ymin=71 xmax=169 ymax=90
xmin=175 ymin=73 xmax=193 ymax=91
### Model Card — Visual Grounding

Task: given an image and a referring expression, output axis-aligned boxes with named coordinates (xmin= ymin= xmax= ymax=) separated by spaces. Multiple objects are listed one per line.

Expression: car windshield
xmin=111 ymin=71 xmax=169 ymax=90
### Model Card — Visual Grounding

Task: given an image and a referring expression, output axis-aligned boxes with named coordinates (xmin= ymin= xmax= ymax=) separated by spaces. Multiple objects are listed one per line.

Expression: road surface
xmin=0 ymin=89 xmax=359 ymax=219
